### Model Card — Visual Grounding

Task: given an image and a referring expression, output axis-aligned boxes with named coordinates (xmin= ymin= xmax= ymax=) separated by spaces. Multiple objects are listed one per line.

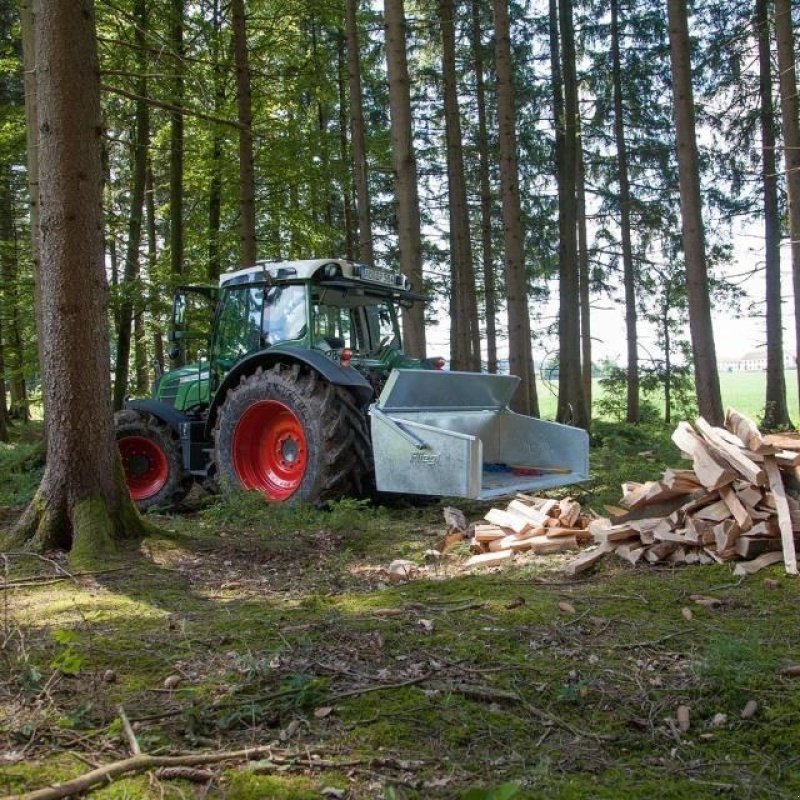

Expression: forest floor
xmin=2 ymin=420 xmax=800 ymax=799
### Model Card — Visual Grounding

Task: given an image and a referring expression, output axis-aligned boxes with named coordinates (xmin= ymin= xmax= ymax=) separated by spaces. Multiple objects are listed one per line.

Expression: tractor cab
xmin=156 ymin=259 xmax=430 ymax=415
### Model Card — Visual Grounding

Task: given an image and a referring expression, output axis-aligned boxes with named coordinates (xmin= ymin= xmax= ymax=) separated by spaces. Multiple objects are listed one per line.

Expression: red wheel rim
xmin=118 ymin=435 xmax=169 ymax=501
xmin=232 ymin=400 xmax=308 ymax=500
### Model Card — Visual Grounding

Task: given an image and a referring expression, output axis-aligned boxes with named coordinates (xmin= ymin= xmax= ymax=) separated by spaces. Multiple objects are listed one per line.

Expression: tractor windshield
xmin=212 ymin=284 xmax=307 ymax=371
xmin=311 ymin=287 xmax=400 ymax=356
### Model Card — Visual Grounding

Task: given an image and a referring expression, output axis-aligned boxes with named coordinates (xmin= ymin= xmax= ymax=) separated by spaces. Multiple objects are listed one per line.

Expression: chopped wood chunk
xmin=474 ymin=524 xmax=511 ymax=543
xmin=528 ymin=535 xmax=580 ymax=554
xmin=764 ymin=455 xmax=797 ymax=574
xmin=725 ymin=409 xmax=774 ymax=454
xmin=465 ymin=550 xmax=515 ymax=568
xmin=558 ymin=498 xmax=582 ymax=527
xmin=507 ymin=500 xmax=549 ymax=526
xmin=614 ymin=543 xmax=645 ymax=565
xmin=763 ymin=433 xmax=800 ymax=451
xmin=562 ymin=547 xmax=607 ymax=576
xmin=484 ymin=509 xmax=533 ymax=535
xmin=719 ymin=485 xmax=754 ymax=531
xmin=693 ymin=499 xmax=733 ymax=523
xmin=733 ymin=551 xmax=784 ymax=576
xmin=695 ymin=417 xmax=766 ymax=485
xmin=713 ymin=519 xmax=741 ymax=552
xmin=672 ymin=422 xmax=736 ymax=490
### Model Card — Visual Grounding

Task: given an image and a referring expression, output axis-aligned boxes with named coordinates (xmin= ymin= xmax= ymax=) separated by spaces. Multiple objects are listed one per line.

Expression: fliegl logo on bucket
xmin=410 ymin=452 xmax=441 ymax=466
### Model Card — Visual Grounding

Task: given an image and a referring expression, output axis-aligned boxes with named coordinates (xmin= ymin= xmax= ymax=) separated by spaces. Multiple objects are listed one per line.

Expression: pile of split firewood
xmin=467 ymin=409 xmax=800 ymax=577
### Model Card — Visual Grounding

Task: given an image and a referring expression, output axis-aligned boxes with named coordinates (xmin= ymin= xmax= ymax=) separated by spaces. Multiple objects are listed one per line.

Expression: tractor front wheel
xmin=115 ymin=410 xmax=186 ymax=510
xmin=213 ymin=364 xmax=372 ymax=504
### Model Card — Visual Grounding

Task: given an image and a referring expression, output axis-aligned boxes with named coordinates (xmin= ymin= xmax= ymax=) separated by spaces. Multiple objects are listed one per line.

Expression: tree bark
xmin=8 ymin=0 xmax=148 ymax=561
xmin=611 ymin=0 xmax=638 ymax=424
xmin=144 ymin=163 xmax=163 ymax=368
xmin=471 ymin=0 xmax=497 ymax=373
xmin=207 ymin=0 xmax=224 ymax=282
xmin=169 ymin=0 xmax=184 ymax=367
xmin=666 ymin=0 xmax=723 ymax=425
xmin=337 ymin=32 xmax=356 ymax=261
xmin=384 ymin=0 xmax=426 ymax=358
xmin=576 ymin=128 xmax=592 ymax=412
xmin=0 ymin=316 xmax=7 ymax=442
xmin=346 ymin=0 xmax=374 ymax=265
xmin=439 ymin=0 xmax=480 ymax=371
xmin=756 ymin=0 xmax=791 ymax=430
xmin=775 ymin=0 xmax=800 ymax=418
xmin=0 ymin=166 xmax=27 ymax=421
xmin=20 ymin=0 xmax=44 ymax=427
xmin=231 ymin=0 xmax=257 ymax=267
xmin=553 ymin=0 xmax=588 ymax=428
xmin=113 ymin=0 xmax=149 ymax=411
xmin=494 ymin=0 xmax=537 ymax=414
xmin=0 ymin=167 xmax=10 ymax=442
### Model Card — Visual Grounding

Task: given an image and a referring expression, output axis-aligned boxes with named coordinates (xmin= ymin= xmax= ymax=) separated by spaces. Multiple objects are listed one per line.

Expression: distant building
xmin=718 ymin=349 xmax=796 ymax=372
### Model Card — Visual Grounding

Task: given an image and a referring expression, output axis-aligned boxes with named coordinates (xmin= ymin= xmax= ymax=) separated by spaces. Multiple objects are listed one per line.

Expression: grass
xmin=2 ymin=419 xmax=800 ymax=798
xmin=534 ymin=370 xmax=800 ymax=423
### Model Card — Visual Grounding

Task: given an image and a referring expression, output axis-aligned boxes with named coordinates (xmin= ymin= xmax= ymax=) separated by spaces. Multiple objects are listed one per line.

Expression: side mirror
xmin=168 ymin=346 xmax=181 ymax=361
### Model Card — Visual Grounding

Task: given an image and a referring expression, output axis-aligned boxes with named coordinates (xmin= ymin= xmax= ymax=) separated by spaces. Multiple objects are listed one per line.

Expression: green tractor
xmin=116 ymin=258 xmax=589 ymax=509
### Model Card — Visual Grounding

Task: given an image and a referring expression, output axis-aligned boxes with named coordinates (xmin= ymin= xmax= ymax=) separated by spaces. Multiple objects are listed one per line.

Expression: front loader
xmin=115 ymin=259 xmax=588 ymax=508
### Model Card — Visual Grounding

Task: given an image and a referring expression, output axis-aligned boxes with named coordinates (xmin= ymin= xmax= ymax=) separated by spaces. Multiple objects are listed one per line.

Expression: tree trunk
xmin=113 ymin=0 xmax=149 ymax=412
xmin=576 ymin=130 xmax=592 ymax=412
xmin=663 ymin=305 xmax=672 ymax=425
xmin=231 ymin=0 xmax=257 ymax=267
xmin=346 ymin=0 xmax=374 ymax=265
xmin=145 ymin=163 xmax=163 ymax=369
xmin=8 ymin=0 xmax=147 ymax=561
xmin=666 ymin=0 xmax=723 ymax=425
xmin=0 ymin=166 xmax=27 ymax=421
xmin=553 ymin=0 xmax=588 ymax=429
xmin=471 ymin=0 xmax=497 ymax=373
xmin=133 ymin=310 xmax=149 ymax=395
xmin=169 ymin=0 xmax=184 ymax=366
xmin=440 ymin=0 xmax=480 ymax=372
xmin=0 ymin=167 xmax=9 ymax=442
xmin=20 ymin=0 xmax=45 ymax=428
xmin=611 ymin=0 xmax=638 ymax=424
xmin=0 ymin=316 xmax=7 ymax=442
xmin=337 ymin=32 xmax=356 ymax=261
xmin=775 ymin=0 xmax=800 ymax=418
xmin=756 ymin=0 xmax=791 ymax=430
xmin=494 ymin=0 xmax=537 ymax=415
xmin=207 ymin=0 xmax=224 ymax=282
xmin=384 ymin=0 xmax=426 ymax=358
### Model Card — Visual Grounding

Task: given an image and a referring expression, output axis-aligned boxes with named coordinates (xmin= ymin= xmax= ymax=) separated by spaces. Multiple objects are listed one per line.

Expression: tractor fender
xmin=204 ymin=345 xmax=374 ymax=438
xmin=123 ymin=398 xmax=189 ymax=436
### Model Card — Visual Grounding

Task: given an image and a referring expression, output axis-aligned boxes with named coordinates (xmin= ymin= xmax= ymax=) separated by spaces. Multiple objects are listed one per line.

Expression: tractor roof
xmin=219 ymin=258 xmax=412 ymax=292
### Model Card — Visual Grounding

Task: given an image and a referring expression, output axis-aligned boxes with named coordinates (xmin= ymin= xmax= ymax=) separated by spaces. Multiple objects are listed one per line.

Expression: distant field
xmin=535 ymin=370 xmax=800 ymax=424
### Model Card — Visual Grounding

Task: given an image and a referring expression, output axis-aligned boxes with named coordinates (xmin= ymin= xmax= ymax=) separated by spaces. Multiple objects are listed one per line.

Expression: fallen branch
xmin=0 ymin=746 xmax=278 ymax=800
xmin=117 ymin=705 xmax=140 ymax=756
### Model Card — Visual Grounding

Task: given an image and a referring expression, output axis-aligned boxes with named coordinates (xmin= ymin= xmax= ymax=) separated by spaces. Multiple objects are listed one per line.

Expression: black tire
xmin=114 ymin=409 xmax=187 ymax=510
xmin=213 ymin=363 xmax=373 ymax=504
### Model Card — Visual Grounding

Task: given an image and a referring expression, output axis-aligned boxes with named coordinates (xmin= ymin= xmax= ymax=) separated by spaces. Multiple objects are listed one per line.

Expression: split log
xmin=507 ymin=500 xmax=549 ymax=526
xmin=763 ymin=456 xmax=798 ymax=575
xmin=695 ymin=417 xmax=766 ymax=485
xmin=465 ymin=550 xmax=515 ymax=568
xmin=484 ymin=509 xmax=533 ymax=535
xmin=719 ymin=485 xmax=753 ymax=531
xmin=725 ymin=409 xmax=774 ymax=454
xmin=562 ymin=546 xmax=608 ymax=576
xmin=671 ymin=422 xmax=736 ymax=490
xmin=733 ymin=551 xmax=784 ymax=576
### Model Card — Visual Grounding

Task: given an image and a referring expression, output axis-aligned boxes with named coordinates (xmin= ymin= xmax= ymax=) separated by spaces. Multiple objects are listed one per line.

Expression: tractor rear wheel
xmin=115 ymin=410 xmax=186 ymax=510
xmin=213 ymin=364 xmax=372 ymax=504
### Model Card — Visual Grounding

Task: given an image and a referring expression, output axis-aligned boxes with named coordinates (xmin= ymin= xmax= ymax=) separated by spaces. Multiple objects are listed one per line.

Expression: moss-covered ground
xmin=1 ymin=420 xmax=800 ymax=799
